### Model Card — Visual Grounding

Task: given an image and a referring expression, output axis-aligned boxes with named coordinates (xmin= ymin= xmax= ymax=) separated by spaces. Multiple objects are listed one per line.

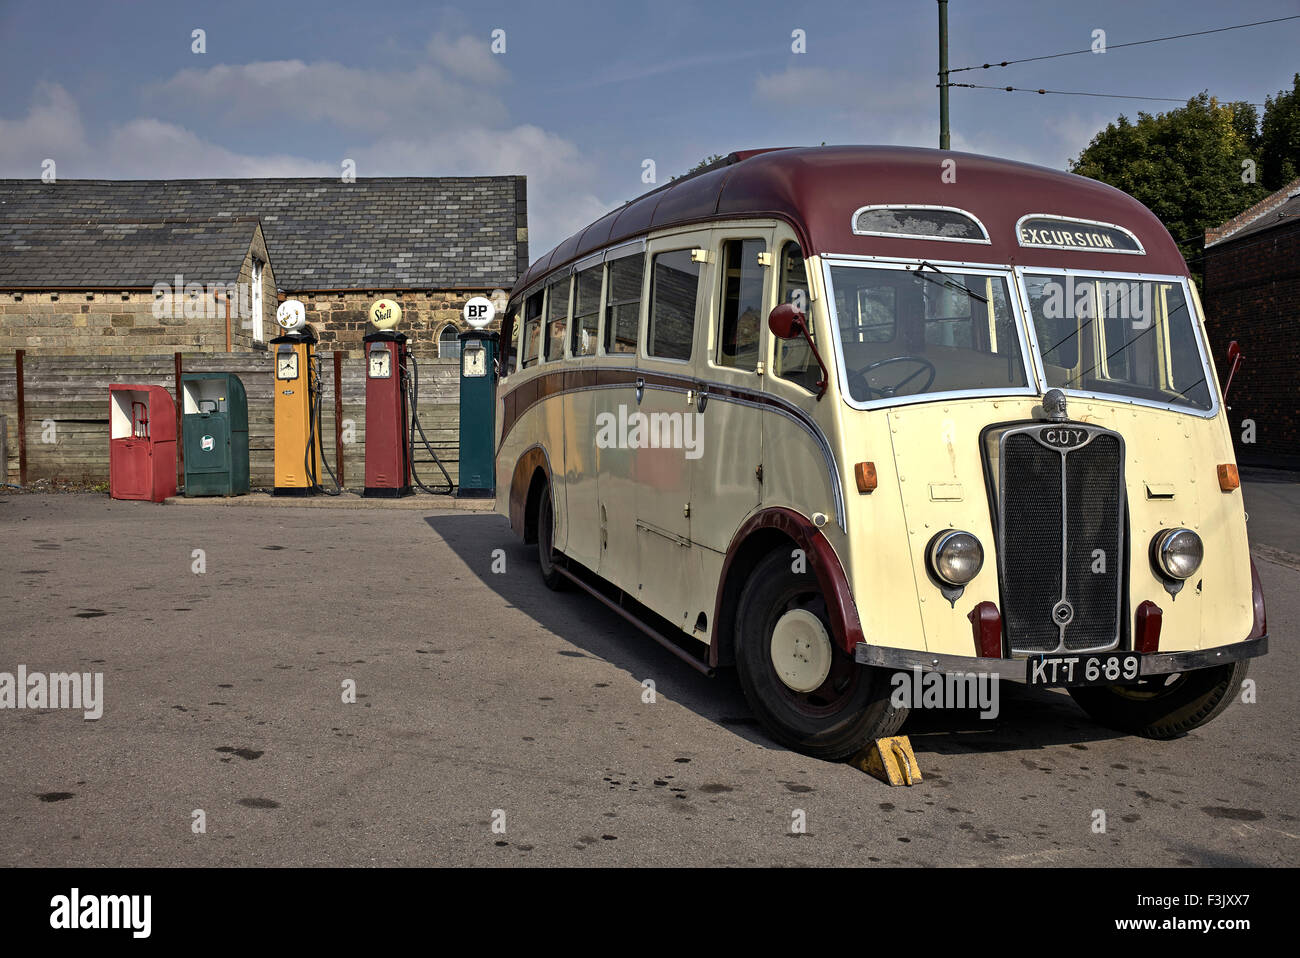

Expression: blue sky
xmin=1 ymin=0 xmax=1296 ymax=256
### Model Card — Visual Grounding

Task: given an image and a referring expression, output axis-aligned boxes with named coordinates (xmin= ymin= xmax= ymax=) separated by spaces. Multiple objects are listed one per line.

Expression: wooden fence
xmin=1 ymin=350 xmax=463 ymax=489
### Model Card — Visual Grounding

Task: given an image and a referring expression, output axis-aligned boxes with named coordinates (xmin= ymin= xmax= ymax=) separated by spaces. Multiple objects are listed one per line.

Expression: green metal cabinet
xmin=181 ymin=373 xmax=249 ymax=496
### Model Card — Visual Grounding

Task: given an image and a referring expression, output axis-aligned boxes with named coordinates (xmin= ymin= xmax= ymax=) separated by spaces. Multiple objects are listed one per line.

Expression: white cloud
xmin=103 ymin=119 xmax=336 ymax=178
xmin=145 ymin=34 xmax=509 ymax=133
xmin=0 ymin=83 xmax=88 ymax=176
xmin=426 ymin=33 xmax=509 ymax=86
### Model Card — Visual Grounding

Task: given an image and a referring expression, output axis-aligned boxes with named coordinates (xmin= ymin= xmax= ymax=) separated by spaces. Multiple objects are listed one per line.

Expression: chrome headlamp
xmin=1151 ymin=528 xmax=1203 ymax=581
xmin=927 ymin=530 xmax=984 ymax=587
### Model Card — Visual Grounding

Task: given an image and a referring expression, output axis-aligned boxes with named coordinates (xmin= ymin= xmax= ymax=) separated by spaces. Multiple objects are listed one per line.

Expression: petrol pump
xmin=359 ymin=298 xmax=454 ymax=496
xmin=271 ymin=299 xmax=335 ymax=495
xmin=456 ymin=296 xmax=500 ymax=498
xmin=362 ymin=298 xmax=411 ymax=497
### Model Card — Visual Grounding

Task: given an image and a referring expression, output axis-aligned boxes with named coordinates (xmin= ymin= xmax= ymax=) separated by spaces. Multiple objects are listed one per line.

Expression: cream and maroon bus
xmin=494 ymin=146 xmax=1267 ymax=760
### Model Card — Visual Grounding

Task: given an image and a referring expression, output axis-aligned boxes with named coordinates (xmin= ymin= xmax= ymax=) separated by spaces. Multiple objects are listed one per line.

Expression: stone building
xmin=0 ymin=217 xmax=276 ymax=354
xmin=1202 ymin=177 xmax=1300 ymax=470
xmin=0 ymin=176 xmax=529 ymax=356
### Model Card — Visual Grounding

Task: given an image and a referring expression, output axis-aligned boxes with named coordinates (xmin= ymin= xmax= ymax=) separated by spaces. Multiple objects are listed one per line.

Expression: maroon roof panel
xmin=573 ymin=207 xmax=621 ymax=262
xmin=512 ymin=146 xmax=1187 ymax=298
xmin=649 ymin=164 xmax=730 ymax=230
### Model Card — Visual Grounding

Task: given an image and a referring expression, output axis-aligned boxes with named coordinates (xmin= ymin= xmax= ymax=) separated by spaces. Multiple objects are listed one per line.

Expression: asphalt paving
xmin=0 ymin=492 xmax=1295 ymax=866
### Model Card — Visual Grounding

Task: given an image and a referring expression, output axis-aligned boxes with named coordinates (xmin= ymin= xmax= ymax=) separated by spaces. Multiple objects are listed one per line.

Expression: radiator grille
xmin=998 ymin=426 xmax=1124 ymax=655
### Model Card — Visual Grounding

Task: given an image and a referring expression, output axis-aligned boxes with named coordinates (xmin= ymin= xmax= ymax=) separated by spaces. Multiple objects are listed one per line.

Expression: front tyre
xmin=1067 ymin=659 xmax=1248 ymax=739
xmin=734 ymin=551 xmax=906 ymax=761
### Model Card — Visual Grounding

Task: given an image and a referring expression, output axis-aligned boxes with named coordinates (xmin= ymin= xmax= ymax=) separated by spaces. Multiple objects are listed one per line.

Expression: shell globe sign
xmin=369 ymin=299 xmax=402 ymax=330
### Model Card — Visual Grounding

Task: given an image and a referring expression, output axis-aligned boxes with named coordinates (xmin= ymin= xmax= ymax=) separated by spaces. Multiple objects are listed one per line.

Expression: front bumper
xmin=854 ymin=635 xmax=1268 ymax=681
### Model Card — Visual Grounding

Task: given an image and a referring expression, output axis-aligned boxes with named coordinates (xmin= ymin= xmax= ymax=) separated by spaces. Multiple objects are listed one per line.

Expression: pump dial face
xmin=462 ymin=345 xmax=487 ymax=378
xmin=276 ymin=352 xmax=299 ymax=380
xmin=368 ymin=349 xmax=392 ymax=379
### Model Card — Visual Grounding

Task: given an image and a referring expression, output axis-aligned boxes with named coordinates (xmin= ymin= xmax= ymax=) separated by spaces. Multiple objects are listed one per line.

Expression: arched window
xmin=438 ymin=324 xmax=461 ymax=359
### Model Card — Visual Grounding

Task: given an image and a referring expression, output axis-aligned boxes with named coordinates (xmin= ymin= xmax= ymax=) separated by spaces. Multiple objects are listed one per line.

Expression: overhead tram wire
xmin=948 ymin=16 xmax=1300 ymax=75
xmin=949 ymin=83 xmax=1267 ymax=108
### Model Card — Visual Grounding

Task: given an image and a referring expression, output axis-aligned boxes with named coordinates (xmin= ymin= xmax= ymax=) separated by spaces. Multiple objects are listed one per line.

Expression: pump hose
xmin=305 ymin=357 xmax=342 ymax=496
xmin=405 ymin=350 xmax=455 ymax=495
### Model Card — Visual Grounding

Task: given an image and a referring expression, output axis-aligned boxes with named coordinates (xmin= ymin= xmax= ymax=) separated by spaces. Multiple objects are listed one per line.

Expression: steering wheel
xmin=848 ymin=356 xmax=937 ymax=400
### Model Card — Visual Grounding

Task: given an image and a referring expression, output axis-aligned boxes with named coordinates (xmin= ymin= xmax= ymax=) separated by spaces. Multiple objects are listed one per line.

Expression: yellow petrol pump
xmin=271 ymin=299 xmax=328 ymax=495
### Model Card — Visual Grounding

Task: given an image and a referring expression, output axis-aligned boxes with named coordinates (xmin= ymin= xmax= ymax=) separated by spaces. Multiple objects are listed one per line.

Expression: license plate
xmin=1026 ymin=652 xmax=1141 ymax=687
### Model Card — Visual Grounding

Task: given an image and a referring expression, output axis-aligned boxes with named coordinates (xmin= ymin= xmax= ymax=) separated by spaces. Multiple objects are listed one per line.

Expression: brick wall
xmin=1201 ymin=220 xmax=1300 ymax=469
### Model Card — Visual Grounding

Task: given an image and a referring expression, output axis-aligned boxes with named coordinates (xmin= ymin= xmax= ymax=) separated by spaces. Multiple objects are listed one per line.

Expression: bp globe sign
xmin=463 ymin=296 xmax=496 ymax=330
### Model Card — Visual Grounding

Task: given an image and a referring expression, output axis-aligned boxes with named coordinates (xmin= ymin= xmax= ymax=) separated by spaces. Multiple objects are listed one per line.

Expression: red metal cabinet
xmin=109 ymin=385 xmax=177 ymax=502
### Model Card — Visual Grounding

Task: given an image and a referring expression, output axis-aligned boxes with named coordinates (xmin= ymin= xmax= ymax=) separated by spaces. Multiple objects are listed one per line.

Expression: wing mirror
xmin=768 ymin=303 xmax=830 ymax=400
xmin=1223 ymin=340 xmax=1242 ymax=404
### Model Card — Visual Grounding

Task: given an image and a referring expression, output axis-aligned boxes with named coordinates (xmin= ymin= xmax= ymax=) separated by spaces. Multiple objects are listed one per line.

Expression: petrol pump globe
xmin=276 ymin=299 xmax=306 ymax=332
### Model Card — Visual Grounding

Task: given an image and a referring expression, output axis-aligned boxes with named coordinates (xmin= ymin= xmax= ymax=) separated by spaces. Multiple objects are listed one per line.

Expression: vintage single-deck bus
xmin=494 ymin=146 xmax=1268 ymax=760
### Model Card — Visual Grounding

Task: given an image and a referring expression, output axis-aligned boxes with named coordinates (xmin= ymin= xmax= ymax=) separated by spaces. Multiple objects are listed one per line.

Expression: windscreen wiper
xmin=915 ymin=261 xmax=988 ymax=304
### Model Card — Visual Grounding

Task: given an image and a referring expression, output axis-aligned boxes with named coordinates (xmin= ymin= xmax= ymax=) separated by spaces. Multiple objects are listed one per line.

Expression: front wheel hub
xmin=770 ymin=609 xmax=833 ymax=692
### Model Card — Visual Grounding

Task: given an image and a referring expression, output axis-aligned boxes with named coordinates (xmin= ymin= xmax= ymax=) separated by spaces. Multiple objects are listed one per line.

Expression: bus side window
xmin=648 ymin=249 xmax=701 ymax=361
xmin=571 ymin=265 xmax=602 ymax=358
xmin=604 ymin=253 xmax=643 ymax=355
xmin=717 ymin=238 xmax=765 ymax=371
xmin=544 ymin=277 xmax=570 ymax=362
xmin=521 ymin=289 xmax=544 ymax=369
xmin=773 ymin=242 xmax=817 ymax=390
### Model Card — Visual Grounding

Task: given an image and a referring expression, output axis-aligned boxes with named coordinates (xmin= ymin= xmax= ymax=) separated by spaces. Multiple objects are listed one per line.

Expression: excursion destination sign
xmin=1017 ymin=216 xmax=1143 ymax=254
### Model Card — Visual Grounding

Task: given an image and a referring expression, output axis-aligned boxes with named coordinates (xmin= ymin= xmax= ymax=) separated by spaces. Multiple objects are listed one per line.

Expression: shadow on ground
xmin=426 ymin=513 xmax=1128 ymax=761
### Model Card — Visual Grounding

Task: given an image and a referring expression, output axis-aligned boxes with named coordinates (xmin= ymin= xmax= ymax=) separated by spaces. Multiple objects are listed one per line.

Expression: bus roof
xmin=514 ymin=145 xmax=1187 ymax=294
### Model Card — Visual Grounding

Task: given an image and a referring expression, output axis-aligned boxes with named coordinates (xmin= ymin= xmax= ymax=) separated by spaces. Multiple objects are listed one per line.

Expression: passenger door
xmin=633 ymin=231 xmax=710 ymax=628
xmin=688 ymin=229 xmax=770 ymax=554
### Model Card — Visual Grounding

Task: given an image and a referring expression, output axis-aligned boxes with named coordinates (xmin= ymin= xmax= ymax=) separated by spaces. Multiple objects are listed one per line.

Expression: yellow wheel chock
xmin=850 ymin=735 xmax=922 ymax=786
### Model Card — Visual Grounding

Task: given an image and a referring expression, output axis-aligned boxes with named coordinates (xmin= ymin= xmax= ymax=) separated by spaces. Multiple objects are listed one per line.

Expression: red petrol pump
xmin=361 ymin=298 xmax=454 ymax=497
xmin=362 ymin=299 xmax=411 ymax=497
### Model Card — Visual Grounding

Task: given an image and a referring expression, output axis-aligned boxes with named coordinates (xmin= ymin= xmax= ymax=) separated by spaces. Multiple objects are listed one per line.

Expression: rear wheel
xmin=535 ymin=479 xmax=567 ymax=591
xmin=1067 ymin=659 xmax=1248 ymax=739
xmin=734 ymin=550 xmax=906 ymax=760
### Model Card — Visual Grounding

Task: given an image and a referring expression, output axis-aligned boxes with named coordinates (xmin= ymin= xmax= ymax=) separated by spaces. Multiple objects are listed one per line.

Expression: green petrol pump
xmin=456 ymin=296 xmax=500 ymax=498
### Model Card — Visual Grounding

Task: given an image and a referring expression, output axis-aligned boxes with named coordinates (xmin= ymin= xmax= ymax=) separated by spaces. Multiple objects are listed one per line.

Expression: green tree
xmin=1260 ymin=73 xmax=1300 ymax=190
xmin=1069 ymin=93 xmax=1267 ymax=282
xmin=672 ymin=153 xmax=728 ymax=181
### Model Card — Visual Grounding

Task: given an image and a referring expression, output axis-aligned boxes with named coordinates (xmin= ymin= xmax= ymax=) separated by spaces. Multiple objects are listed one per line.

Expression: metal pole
xmin=15 ymin=349 xmax=26 ymax=486
xmin=938 ymin=0 xmax=950 ymax=150
xmin=174 ymin=351 xmax=184 ymax=486
xmin=333 ymin=350 xmax=344 ymax=489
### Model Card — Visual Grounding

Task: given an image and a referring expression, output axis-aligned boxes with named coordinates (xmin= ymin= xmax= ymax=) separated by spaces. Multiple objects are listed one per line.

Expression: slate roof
xmin=0 ymin=218 xmax=261 ymax=288
xmin=0 ymin=176 xmax=528 ymax=290
xmin=1208 ymin=191 xmax=1300 ymax=247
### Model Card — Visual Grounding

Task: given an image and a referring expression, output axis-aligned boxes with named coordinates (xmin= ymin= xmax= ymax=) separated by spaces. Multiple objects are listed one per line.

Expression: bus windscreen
xmin=1021 ymin=273 xmax=1213 ymax=412
xmin=828 ymin=263 xmax=1028 ymax=402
